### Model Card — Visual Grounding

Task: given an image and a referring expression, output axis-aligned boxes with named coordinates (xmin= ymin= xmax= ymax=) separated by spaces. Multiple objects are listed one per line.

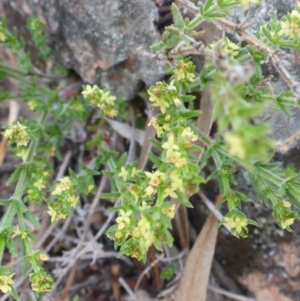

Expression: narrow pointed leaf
xmin=171 ymin=3 xmax=185 ymax=29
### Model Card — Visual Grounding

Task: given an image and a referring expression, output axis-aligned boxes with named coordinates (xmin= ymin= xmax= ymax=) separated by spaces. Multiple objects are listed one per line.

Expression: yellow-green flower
xmin=137 ymin=215 xmax=154 ymax=250
xmin=116 ymin=209 xmax=132 ymax=230
xmin=279 ymin=19 xmax=300 ymax=38
xmin=148 ymin=117 xmax=164 ymax=137
xmin=170 ymin=172 xmax=185 ymax=192
xmin=162 ymin=133 xmax=179 ymax=152
xmin=132 ymin=228 xmax=141 ymax=238
xmin=173 ymin=97 xmax=181 ymax=107
xmin=118 ymin=167 xmax=128 ymax=181
xmin=173 ymin=60 xmax=195 ymax=83
xmin=87 ymin=184 xmax=94 ymax=193
xmin=222 ymin=37 xmax=240 ymax=57
xmin=0 ymin=31 xmax=6 ymax=42
xmin=51 ymin=177 xmax=72 ymax=196
xmin=101 ymin=91 xmax=116 ymax=105
xmin=38 ymin=252 xmax=49 ymax=261
xmin=0 ymin=273 xmax=14 ymax=293
xmin=182 ymin=127 xmax=198 ymax=147
xmin=148 ymin=82 xmax=170 ymax=113
xmin=115 ymin=231 xmax=123 ymax=239
xmin=145 ymin=185 xmax=155 ymax=196
xmin=102 ymin=107 xmax=118 ymax=118
xmin=281 ymin=218 xmax=295 ymax=229
xmin=224 ymin=133 xmax=246 ymax=159
xmin=3 ymin=121 xmax=29 ymax=147
xmin=68 ymin=195 xmax=79 ymax=207
xmin=81 ymin=85 xmax=97 ymax=97
xmin=29 ymin=271 xmax=54 ymax=292
xmin=145 ymin=170 xmax=166 ymax=188
xmin=223 ymin=216 xmax=248 ymax=234
xmin=162 ymin=204 xmax=176 ymax=219
xmin=282 ymin=201 xmax=291 ymax=208
xmin=12 ymin=225 xmax=30 ymax=240
xmin=47 ymin=205 xmax=67 ymax=223
xmin=167 ymin=80 xmax=177 ymax=91
xmin=34 ymin=178 xmax=46 ymax=190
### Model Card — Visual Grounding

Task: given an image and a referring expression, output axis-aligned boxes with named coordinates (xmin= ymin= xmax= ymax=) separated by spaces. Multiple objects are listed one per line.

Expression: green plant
xmin=1 ymin=0 xmax=300 ymax=299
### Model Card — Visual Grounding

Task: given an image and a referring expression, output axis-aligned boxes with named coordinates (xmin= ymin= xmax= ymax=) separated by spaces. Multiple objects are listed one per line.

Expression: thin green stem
xmin=12 ymin=110 xmax=48 ymax=201
xmin=0 ymin=238 xmax=5 ymax=263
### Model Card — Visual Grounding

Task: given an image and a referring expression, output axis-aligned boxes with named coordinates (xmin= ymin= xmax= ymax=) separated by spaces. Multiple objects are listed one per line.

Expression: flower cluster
xmin=148 ymin=80 xmax=181 ymax=113
xmin=224 ymin=132 xmax=246 ymax=159
xmin=173 ymin=59 xmax=195 ymax=83
xmin=272 ymin=201 xmax=299 ymax=231
xmin=47 ymin=176 xmax=79 ymax=222
xmin=29 ymin=271 xmax=54 ymax=292
xmin=144 ymin=171 xmax=166 ymax=196
xmin=221 ymin=210 xmax=258 ymax=237
xmin=3 ymin=121 xmax=30 ymax=147
xmin=0 ymin=268 xmax=14 ymax=294
xmin=279 ymin=4 xmax=300 ymax=38
xmin=82 ymin=85 xmax=118 ymax=118
xmin=148 ymin=116 xmax=170 ymax=137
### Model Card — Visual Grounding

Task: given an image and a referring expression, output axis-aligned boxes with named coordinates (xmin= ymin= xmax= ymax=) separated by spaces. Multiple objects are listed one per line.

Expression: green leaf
xmin=100 ymin=192 xmax=121 ymax=200
xmin=237 ymin=104 xmax=265 ymax=116
xmin=204 ymin=0 xmax=214 ymax=12
xmin=6 ymin=165 xmax=23 ymax=186
xmin=7 ymin=239 xmax=17 ymax=257
xmin=181 ymin=95 xmax=196 ymax=102
xmin=117 ymin=152 xmax=128 ymax=169
xmin=176 ymin=191 xmax=193 ymax=207
xmin=157 ymin=188 xmax=165 ymax=206
xmin=24 ymin=210 xmax=40 ymax=226
xmin=0 ymin=238 xmax=5 ymax=262
xmin=261 ymin=25 xmax=274 ymax=43
xmin=148 ymin=151 xmax=163 ymax=167
xmin=160 ymin=261 xmax=178 ymax=280
xmin=0 ymin=204 xmax=17 ymax=231
xmin=11 ymin=286 xmax=20 ymax=301
xmin=171 ymin=3 xmax=185 ymax=29
xmin=187 ymin=15 xmax=204 ymax=29
xmin=150 ymin=42 xmax=164 ymax=51
xmin=217 ymin=0 xmax=238 ymax=9
xmin=206 ymin=11 xmax=227 ymax=19
xmin=211 ymin=149 xmax=223 ymax=170
xmin=150 ymin=138 xmax=163 ymax=150
xmin=178 ymin=110 xmax=201 ymax=119
xmin=165 ymin=25 xmax=180 ymax=36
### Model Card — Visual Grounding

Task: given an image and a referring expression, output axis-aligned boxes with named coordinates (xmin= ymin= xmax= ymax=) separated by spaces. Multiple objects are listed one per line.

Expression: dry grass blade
xmin=172 ymin=201 xmax=189 ymax=249
xmin=138 ymin=106 xmax=159 ymax=170
xmin=175 ymin=210 xmax=219 ymax=301
xmin=105 ymin=117 xmax=145 ymax=146
xmin=208 ymin=285 xmax=257 ymax=301
xmin=0 ymin=100 xmax=20 ymax=166
xmin=196 ymin=85 xmax=214 ymax=147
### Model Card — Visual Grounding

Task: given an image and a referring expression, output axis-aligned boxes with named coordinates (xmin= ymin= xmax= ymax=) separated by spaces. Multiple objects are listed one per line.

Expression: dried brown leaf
xmin=176 ymin=212 xmax=218 ymax=301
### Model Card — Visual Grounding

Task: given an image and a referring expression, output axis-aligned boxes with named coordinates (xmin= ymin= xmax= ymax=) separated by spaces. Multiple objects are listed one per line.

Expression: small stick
xmin=134 ymin=254 xmax=164 ymax=291
xmin=119 ymin=277 xmax=138 ymax=301
xmin=208 ymin=285 xmax=257 ymax=301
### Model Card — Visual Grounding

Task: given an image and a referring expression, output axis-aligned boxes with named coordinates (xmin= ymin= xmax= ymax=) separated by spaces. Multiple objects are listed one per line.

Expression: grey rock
xmin=3 ymin=0 xmax=163 ymax=99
